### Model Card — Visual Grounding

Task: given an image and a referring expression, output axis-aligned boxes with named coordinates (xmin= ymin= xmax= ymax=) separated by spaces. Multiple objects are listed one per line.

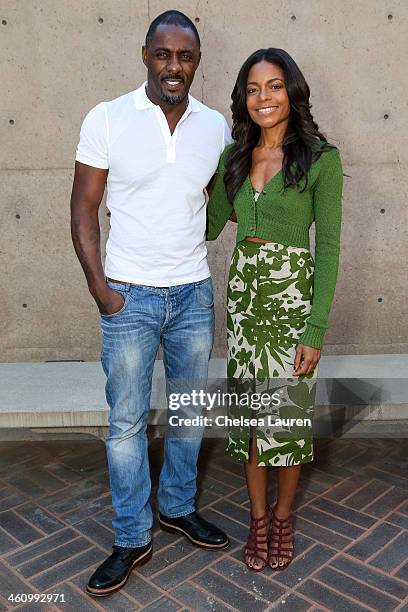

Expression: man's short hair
xmin=145 ymin=10 xmax=201 ymax=48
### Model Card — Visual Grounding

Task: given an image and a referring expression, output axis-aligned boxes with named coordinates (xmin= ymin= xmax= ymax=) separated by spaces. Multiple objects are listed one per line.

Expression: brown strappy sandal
xmin=268 ymin=509 xmax=294 ymax=570
xmin=244 ymin=506 xmax=271 ymax=572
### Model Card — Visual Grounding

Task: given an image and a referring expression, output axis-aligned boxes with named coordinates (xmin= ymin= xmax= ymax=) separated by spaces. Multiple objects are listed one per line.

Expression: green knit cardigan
xmin=206 ymin=143 xmax=344 ymax=350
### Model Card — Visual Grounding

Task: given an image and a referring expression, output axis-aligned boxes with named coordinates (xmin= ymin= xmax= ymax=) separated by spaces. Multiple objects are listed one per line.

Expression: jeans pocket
xmin=195 ymin=277 xmax=214 ymax=308
xmin=101 ymin=283 xmax=130 ymax=318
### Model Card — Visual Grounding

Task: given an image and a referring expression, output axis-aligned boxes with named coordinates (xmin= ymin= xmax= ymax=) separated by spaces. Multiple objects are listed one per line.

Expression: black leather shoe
xmin=86 ymin=542 xmax=152 ymax=596
xmin=159 ymin=511 xmax=229 ymax=549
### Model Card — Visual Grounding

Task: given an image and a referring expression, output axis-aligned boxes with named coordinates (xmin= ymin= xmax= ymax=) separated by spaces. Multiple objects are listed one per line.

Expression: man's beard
xmin=158 ymin=76 xmax=188 ymax=106
xmin=159 ymin=90 xmax=188 ymax=106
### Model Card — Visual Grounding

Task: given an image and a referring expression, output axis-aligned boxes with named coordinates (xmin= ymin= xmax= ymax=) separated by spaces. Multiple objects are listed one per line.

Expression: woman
xmin=207 ymin=48 xmax=343 ymax=572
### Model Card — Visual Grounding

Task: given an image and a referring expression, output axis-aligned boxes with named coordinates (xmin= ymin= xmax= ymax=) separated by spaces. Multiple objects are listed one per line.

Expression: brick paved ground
xmin=0 ymin=436 xmax=407 ymax=611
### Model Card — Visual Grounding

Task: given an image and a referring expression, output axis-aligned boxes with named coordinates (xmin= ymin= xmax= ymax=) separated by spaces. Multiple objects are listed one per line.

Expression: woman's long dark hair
xmin=224 ymin=48 xmax=333 ymax=202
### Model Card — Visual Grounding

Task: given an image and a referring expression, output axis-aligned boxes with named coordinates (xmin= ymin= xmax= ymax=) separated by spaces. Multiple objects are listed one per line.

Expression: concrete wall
xmin=1 ymin=0 xmax=407 ymax=362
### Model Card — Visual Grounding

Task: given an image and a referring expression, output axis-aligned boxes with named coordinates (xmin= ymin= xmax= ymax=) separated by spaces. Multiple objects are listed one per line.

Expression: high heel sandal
xmin=244 ymin=506 xmax=271 ymax=572
xmin=268 ymin=509 xmax=294 ymax=570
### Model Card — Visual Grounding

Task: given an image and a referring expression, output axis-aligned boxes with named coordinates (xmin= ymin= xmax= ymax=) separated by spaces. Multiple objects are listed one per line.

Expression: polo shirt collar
xmin=133 ymin=81 xmax=204 ymax=113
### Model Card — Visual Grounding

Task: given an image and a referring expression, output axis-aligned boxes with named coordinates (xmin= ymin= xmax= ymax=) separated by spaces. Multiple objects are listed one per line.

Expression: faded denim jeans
xmin=100 ymin=277 xmax=214 ymax=547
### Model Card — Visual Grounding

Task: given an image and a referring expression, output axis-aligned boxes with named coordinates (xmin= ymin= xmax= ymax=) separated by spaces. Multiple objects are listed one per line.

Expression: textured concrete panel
xmin=0 ymin=0 xmax=407 ymax=360
xmin=0 ymin=1 xmax=149 ymax=169
xmin=0 ymin=170 xmax=109 ymax=361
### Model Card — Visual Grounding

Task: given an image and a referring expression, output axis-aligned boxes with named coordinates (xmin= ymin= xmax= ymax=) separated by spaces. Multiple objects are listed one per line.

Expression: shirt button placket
xmin=249 ymin=202 xmax=256 ymax=233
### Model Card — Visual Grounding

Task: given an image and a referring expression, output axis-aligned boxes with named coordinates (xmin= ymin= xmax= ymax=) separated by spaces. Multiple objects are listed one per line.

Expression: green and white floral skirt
xmin=226 ymin=239 xmax=318 ymax=467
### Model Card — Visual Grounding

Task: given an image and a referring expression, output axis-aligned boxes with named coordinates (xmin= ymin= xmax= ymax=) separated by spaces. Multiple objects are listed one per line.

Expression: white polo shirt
xmin=75 ymin=82 xmax=231 ymax=286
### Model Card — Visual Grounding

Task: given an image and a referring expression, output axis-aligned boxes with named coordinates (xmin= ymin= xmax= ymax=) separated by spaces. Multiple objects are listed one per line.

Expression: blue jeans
xmin=100 ymin=277 xmax=214 ymax=547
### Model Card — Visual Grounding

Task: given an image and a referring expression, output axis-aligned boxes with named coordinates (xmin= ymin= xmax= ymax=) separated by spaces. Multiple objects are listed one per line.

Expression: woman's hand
xmin=293 ymin=344 xmax=321 ymax=376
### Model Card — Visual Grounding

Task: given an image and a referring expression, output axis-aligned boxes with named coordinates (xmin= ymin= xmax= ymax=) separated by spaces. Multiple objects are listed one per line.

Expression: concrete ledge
xmin=0 ymin=356 xmax=407 ymax=432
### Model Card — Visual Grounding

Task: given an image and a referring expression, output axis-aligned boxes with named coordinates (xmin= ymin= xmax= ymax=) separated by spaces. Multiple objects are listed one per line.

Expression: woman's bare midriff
xmin=244 ymin=236 xmax=272 ymax=244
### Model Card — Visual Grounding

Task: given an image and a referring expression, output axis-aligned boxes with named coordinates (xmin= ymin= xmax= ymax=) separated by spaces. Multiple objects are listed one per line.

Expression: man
xmin=71 ymin=10 xmax=231 ymax=597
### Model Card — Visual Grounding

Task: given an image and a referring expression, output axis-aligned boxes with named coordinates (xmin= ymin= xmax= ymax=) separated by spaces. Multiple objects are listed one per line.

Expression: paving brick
xmin=46 ymin=484 xmax=109 ymax=516
xmin=151 ymin=528 xmax=181 ymax=550
xmin=316 ymin=566 xmax=400 ymax=611
xmin=0 ymin=438 xmax=407 ymax=612
xmin=207 ymin=468 xmax=245 ymax=490
xmin=363 ymin=468 xmax=408 ymax=491
xmin=395 ymin=561 xmax=408 ymax=583
xmin=298 ymin=578 xmax=369 ymax=611
xmin=120 ymin=572 xmax=164 ymax=606
xmin=300 ymin=465 xmax=341 ymax=490
xmin=310 ymin=462 xmax=354 ymax=480
xmin=399 ymin=502 xmax=408 ymax=515
xmin=141 ymin=596 xmax=182 ymax=611
xmin=291 ymin=490 xmax=317 ymax=511
xmin=0 ymin=560 xmax=34 ymax=598
xmin=7 ymin=603 xmax=57 ymax=612
xmin=343 ymin=479 xmax=391 ymax=510
xmin=36 ymin=483 xmax=86 ymax=509
xmin=299 ymin=506 xmax=364 ymax=539
xmin=137 ymin=539 xmax=196 ymax=578
xmin=196 ymin=489 xmax=219 ymax=508
xmin=324 ymin=474 xmax=368 ymax=502
xmin=363 ymin=486 xmax=408 ymax=518
xmin=71 ymin=567 xmax=161 ymax=608
xmin=0 ymin=492 xmax=28 ymax=513
xmin=59 ymin=448 xmax=107 ymax=473
xmin=153 ymin=548 xmax=218 ymax=589
xmin=271 ymin=544 xmax=334 ymax=588
xmin=0 ymin=527 xmax=17 ymax=555
xmin=88 ymin=587 xmax=141 ymax=611
xmin=372 ymin=458 xmax=408 ymax=481
xmin=42 ymin=462 xmax=83 ymax=484
xmin=52 ymin=582 xmax=101 ymax=611
xmin=212 ymin=456 xmax=247 ymax=477
xmin=15 ymin=505 xmax=65 ymax=535
xmin=0 ymin=444 xmax=37 ymax=469
xmin=0 ymin=598 xmax=9 ymax=612
xmin=346 ymin=523 xmax=401 ymax=560
xmin=0 ymin=511 xmax=44 ymax=544
xmin=225 ymin=487 xmax=248 ymax=505
xmin=310 ymin=497 xmax=376 ymax=529
xmin=323 ymin=442 xmax=366 ymax=467
xmin=330 ymin=555 xmax=408 ymax=600
xmin=212 ymin=557 xmax=286 ymax=601
xmin=75 ymin=518 xmax=114 ymax=552
xmin=24 ymin=468 xmax=67 ymax=493
xmin=79 ymin=468 xmax=109 ymax=488
xmin=386 ymin=512 xmax=408 ymax=530
xmin=119 ymin=568 xmax=161 ymax=607
xmin=297 ymin=475 xmax=332 ymax=495
xmin=6 ymin=529 xmax=76 ymax=567
xmin=200 ymin=508 xmax=248 ymax=543
xmin=62 ymin=494 xmax=113 ymax=525
xmin=193 ymin=568 xmax=269 ymax=610
xmin=271 ymin=592 xmax=311 ymax=611
xmin=31 ymin=547 xmax=105 ymax=591
xmin=0 ymin=485 xmax=12 ymax=500
xmin=4 ymin=474 xmax=48 ymax=498
xmin=211 ymin=499 xmax=249 ymax=525
xmin=370 ymin=531 xmax=408 ymax=572
xmin=18 ymin=537 xmax=92 ymax=578
xmin=200 ymin=475 xmax=239 ymax=497
xmin=89 ymin=507 xmax=115 ymax=530
xmin=171 ymin=581 xmax=232 ymax=611
xmin=295 ymin=517 xmax=351 ymax=550
xmin=342 ymin=448 xmax=382 ymax=470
